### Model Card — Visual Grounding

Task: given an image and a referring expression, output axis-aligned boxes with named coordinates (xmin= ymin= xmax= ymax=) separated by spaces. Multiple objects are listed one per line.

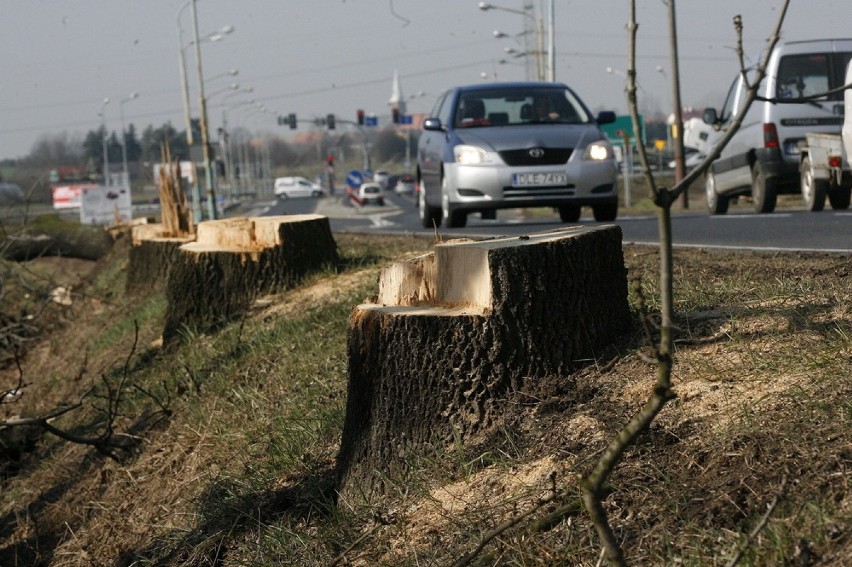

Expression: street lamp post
xmin=177 ymin=0 xmax=233 ymax=221
xmin=119 ymin=92 xmax=138 ymax=191
xmin=100 ymin=97 xmax=110 ymax=186
xmin=222 ymin=99 xmax=257 ymax=197
xmin=480 ymin=1 xmax=554 ymax=81
xmin=190 ymin=0 xmax=219 ymax=220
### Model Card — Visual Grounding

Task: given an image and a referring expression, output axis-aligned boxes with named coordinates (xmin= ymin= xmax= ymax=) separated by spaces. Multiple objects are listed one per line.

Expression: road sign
xmin=601 ymin=114 xmax=646 ymax=145
xmin=346 ymin=170 xmax=363 ymax=189
xmin=363 ymin=168 xmax=373 ymax=180
xmin=365 ymin=116 xmax=378 ymax=127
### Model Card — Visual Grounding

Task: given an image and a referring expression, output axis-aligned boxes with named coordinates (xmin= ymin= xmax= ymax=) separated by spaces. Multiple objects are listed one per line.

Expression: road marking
xmin=709 ymin=214 xmax=794 ymax=219
xmin=369 ymin=215 xmax=396 ymax=228
xmin=625 ymin=241 xmax=852 ymax=254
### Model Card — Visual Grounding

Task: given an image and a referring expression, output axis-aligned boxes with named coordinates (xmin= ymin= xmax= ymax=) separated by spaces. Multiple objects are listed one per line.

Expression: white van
xmin=273 ymin=176 xmax=323 ymax=199
xmin=702 ymin=39 xmax=852 ymax=214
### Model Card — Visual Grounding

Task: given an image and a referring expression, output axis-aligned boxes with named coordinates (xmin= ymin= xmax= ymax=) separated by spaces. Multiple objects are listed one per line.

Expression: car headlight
xmin=583 ymin=140 xmax=612 ymax=161
xmin=454 ymin=145 xmax=494 ymax=165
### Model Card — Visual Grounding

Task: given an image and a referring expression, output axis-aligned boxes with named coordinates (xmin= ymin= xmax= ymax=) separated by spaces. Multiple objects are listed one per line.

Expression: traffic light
xmin=288 ymin=113 xmax=297 ymax=130
xmin=392 ymin=107 xmax=400 ymax=124
xmin=357 ymin=109 xmax=365 ymax=126
xmin=326 ymin=113 xmax=336 ymax=130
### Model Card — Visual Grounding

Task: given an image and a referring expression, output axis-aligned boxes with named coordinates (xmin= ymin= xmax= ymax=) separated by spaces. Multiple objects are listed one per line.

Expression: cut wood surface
xmin=337 ymin=226 xmax=631 ymax=502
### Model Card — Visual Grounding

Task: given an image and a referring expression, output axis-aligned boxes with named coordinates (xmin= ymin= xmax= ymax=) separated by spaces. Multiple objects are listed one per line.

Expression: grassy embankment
xmin=0 ymin=227 xmax=848 ymax=566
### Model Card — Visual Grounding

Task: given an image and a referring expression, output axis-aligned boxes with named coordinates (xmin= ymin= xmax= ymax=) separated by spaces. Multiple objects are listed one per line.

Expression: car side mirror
xmin=703 ymin=108 xmax=719 ymax=125
xmin=423 ymin=118 xmax=444 ymax=131
xmin=596 ymin=111 xmax=617 ymax=125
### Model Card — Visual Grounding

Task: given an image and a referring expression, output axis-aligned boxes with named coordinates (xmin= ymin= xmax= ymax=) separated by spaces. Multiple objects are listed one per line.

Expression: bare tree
xmin=579 ymin=2 xmax=792 ymax=565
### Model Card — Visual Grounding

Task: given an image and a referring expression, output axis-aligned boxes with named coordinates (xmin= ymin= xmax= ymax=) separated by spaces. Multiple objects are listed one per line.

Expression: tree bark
xmin=337 ymin=226 xmax=630 ymax=502
xmin=125 ymin=237 xmax=193 ymax=294
xmin=2 ymin=228 xmax=113 ymax=262
xmin=162 ymin=215 xmax=338 ymax=343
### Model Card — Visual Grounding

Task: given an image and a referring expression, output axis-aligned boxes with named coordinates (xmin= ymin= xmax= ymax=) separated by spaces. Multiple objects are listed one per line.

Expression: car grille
xmin=499 ymin=148 xmax=573 ymax=166
xmin=503 ymin=185 xmax=576 ymax=199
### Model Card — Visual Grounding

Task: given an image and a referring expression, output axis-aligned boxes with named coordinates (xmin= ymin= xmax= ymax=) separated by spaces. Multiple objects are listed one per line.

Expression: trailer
xmin=799 ymin=132 xmax=852 ymax=211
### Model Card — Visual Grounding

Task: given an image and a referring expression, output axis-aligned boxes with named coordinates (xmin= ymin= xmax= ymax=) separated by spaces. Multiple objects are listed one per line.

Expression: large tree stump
xmin=336 ymin=225 xmax=630 ymax=502
xmin=125 ymin=222 xmax=194 ymax=294
xmin=162 ymin=214 xmax=338 ymax=343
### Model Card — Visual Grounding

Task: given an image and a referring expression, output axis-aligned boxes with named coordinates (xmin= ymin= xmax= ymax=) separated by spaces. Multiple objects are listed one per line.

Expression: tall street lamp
xmin=177 ymin=0 xmax=234 ymax=147
xmin=100 ymin=97 xmax=110 ymax=186
xmin=222 ymin=98 xmax=257 ymax=197
xmin=119 ymin=92 xmax=139 ymax=190
xmin=480 ymin=1 xmax=554 ymax=81
xmin=190 ymin=0 xmax=221 ymax=220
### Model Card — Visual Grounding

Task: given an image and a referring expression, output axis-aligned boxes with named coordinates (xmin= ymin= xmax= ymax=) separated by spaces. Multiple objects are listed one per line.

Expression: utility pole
xmin=667 ymin=0 xmax=688 ymax=208
xmin=546 ymin=0 xmax=555 ymax=81
xmin=190 ymin=0 xmax=219 ymax=220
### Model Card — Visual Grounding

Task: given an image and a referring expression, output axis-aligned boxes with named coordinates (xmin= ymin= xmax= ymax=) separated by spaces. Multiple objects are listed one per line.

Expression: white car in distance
xmin=274 ymin=176 xmax=323 ymax=199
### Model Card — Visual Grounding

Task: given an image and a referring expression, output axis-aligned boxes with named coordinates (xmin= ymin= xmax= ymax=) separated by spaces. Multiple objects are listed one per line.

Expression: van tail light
xmin=829 ymin=155 xmax=843 ymax=168
xmin=763 ymin=123 xmax=780 ymax=148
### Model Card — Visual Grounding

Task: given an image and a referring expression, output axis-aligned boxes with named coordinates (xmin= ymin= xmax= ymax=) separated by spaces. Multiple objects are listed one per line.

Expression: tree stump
xmin=336 ymin=225 xmax=631 ymax=502
xmin=125 ymin=222 xmax=194 ymax=294
xmin=162 ymin=214 xmax=338 ymax=343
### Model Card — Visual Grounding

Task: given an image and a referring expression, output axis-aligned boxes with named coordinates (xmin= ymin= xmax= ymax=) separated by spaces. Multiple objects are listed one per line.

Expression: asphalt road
xmin=255 ymin=191 xmax=852 ymax=254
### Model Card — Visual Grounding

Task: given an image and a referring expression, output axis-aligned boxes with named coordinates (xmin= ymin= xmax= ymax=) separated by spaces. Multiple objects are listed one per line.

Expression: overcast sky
xmin=1 ymin=0 xmax=849 ymax=160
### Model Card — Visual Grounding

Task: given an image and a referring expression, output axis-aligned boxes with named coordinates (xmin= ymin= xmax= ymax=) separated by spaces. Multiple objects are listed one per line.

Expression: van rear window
xmin=776 ymin=53 xmax=849 ymax=100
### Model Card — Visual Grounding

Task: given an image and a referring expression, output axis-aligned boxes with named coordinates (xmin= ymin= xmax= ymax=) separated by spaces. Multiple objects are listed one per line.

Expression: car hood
xmin=453 ymin=124 xmax=603 ymax=151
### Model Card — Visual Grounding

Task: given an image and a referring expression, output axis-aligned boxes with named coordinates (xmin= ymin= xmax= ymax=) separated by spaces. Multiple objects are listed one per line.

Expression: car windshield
xmin=453 ymin=87 xmax=591 ymax=128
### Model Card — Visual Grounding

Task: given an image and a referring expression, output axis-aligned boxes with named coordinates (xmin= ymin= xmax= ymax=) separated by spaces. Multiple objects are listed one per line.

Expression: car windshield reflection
xmin=454 ymin=86 xmax=591 ymax=128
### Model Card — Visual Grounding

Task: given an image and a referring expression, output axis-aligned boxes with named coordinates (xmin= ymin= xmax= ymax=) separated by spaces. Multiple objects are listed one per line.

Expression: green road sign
xmin=600 ymin=114 xmax=646 ymax=145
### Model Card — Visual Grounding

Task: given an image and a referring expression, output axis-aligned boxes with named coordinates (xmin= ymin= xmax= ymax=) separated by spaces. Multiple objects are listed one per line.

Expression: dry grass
xmin=0 ymin=233 xmax=848 ymax=566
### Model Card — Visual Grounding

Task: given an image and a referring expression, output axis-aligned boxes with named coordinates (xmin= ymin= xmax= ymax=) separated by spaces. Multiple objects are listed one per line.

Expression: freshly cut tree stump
xmin=126 ymin=158 xmax=195 ymax=294
xmin=162 ymin=214 xmax=338 ymax=343
xmin=337 ymin=225 xmax=630 ymax=502
xmin=125 ymin=222 xmax=194 ymax=294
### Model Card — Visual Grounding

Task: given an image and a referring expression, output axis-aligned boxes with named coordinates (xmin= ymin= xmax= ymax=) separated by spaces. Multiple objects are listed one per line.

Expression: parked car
xmin=358 ymin=182 xmax=385 ymax=205
xmin=0 ymin=183 xmax=24 ymax=205
xmin=273 ymin=176 xmax=323 ymax=199
xmin=668 ymin=147 xmax=706 ymax=171
xmin=394 ymin=174 xmax=416 ymax=195
xmin=416 ymin=81 xmax=618 ymax=228
xmin=373 ymin=170 xmax=390 ymax=189
xmin=702 ymin=38 xmax=852 ymax=214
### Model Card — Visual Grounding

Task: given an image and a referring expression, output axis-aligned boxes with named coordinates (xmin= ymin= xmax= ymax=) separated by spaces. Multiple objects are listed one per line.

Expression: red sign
xmin=52 ymin=184 xmax=97 ymax=209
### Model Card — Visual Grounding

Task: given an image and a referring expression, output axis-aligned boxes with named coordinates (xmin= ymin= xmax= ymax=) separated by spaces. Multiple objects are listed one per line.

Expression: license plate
xmin=511 ymin=172 xmax=567 ymax=187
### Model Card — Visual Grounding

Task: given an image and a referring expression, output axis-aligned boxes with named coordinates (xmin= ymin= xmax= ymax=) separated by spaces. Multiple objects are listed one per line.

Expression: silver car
xmin=416 ymin=82 xmax=618 ymax=228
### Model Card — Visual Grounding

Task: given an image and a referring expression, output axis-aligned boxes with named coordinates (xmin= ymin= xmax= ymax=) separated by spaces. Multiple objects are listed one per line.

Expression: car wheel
xmin=705 ymin=170 xmax=729 ymax=215
xmin=558 ymin=205 xmax=581 ymax=222
xmin=828 ymin=185 xmax=851 ymax=210
xmin=441 ymin=175 xmax=467 ymax=228
xmin=800 ymin=156 xmax=826 ymax=212
xmin=312 ymin=190 xmax=322 ymax=198
xmin=592 ymin=203 xmax=618 ymax=222
xmin=419 ymin=181 xmax=442 ymax=229
xmin=751 ymin=161 xmax=777 ymax=213
xmin=278 ymin=193 xmax=289 ymax=200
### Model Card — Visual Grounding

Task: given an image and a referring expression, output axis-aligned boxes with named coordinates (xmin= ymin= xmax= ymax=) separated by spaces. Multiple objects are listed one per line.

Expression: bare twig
xmin=452 ymin=489 xmax=568 ymax=567
xmin=579 ymin=2 xmax=791 ymax=565
xmin=725 ymin=475 xmax=788 ymax=567
xmin=0 ymin=321 xmax=143 ymax=461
